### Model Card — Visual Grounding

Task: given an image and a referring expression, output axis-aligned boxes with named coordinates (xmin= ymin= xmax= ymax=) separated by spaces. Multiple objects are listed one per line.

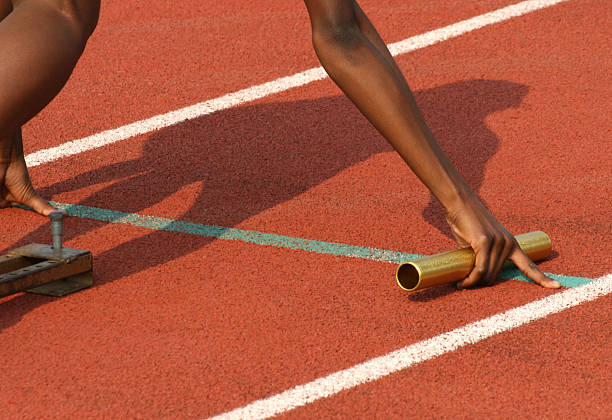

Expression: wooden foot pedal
xmin=0 ymin=212 xmax=93 ymax=298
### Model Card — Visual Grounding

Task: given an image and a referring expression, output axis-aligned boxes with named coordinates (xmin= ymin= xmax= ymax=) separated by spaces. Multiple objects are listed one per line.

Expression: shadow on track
xmin=0 ymin=79 xmax=528 ymax=330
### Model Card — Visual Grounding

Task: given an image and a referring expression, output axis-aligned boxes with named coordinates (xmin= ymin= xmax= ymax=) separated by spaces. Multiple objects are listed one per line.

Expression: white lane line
xmin=208 ymin=273 xmax=612 ymax=420
xmin=25 ymin=0 xmax=570 ymax=168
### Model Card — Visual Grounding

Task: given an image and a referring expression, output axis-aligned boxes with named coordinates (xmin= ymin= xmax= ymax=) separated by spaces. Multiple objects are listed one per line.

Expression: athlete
xmin=0 ymin=0 xmax=99 ymax=216
xmin=0 ymin=0 xmax=559 ymax=289
xmin=302 ymin=0 xmax=560 ymax=289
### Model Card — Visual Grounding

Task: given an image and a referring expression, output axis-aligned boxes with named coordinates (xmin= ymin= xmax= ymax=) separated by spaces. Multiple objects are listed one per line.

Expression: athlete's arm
xmin=303 ymin=0 xmax=560 ymax=288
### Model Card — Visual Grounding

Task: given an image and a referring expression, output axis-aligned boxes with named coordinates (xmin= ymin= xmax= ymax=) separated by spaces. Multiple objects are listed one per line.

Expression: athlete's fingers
xmin=483 ymin=234 xmax=505 ymax=285
xmin=3 ymin=189 xmax=56 ymax=216
xmin=457 ymin=236 xmax=492 ymax=289
xmin=510 ymin=248 xmax=561 ymax=289
xmin=485 ymin=235 xmax=515 ymax=286
xmin=22 ymin=194 xmax=56 ymax=216
xmin=0 ymin=183 xmax=9 ymax=208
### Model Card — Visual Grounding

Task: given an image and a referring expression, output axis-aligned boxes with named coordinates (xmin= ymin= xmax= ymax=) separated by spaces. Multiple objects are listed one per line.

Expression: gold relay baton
xmin=396 ymin=231 xmax=552 ymax=291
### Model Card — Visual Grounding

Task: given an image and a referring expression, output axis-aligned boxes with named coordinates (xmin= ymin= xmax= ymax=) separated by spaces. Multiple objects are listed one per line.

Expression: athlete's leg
xmin=0 ymin=0 xmax=99 ymax=215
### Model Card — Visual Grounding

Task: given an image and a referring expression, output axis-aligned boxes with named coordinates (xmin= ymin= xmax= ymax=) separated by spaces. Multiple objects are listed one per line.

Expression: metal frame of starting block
xmin=0 ymin=211 xmax=93 ymax=298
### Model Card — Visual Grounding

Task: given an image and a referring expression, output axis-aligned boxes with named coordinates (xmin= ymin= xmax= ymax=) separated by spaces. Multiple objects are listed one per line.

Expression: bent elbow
xmin=312 ymin=19 xmax=365 ymax=52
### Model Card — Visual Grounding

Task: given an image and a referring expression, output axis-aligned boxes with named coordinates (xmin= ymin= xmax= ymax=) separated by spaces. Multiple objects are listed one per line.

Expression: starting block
xmin=0 ymin=211 xmax=92 ymax=298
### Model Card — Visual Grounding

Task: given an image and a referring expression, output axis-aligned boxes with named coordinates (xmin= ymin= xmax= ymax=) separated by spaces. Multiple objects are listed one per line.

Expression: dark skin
xmin=1 ymin=0 xmax=559 ymax=289
xmin=303 ymin=0 xmax=560 ymax=289
xmin=0 ymin=0 xmax=98 ymax=215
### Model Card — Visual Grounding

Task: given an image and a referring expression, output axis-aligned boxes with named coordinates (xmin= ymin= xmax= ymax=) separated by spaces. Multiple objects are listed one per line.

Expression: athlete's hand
xmin=0 ymin=132 xmax=55 ymax=216
xmin=445 ymin=197 xmax=561 ymax=289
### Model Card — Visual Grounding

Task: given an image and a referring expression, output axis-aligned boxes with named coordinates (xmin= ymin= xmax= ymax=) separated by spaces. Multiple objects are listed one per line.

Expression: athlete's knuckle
xmin=475 ymin=265 xmax=487 ymax=276
xmin=476 ymin=235 xmax=491 ymax=248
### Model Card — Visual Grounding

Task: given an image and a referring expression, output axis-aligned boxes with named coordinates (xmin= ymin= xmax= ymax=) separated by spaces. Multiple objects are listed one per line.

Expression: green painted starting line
xmin=47 ymin=202 xmax=591 ymax=288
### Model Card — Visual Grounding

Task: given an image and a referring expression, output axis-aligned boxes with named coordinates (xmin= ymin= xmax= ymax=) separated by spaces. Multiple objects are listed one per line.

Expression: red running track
xmin=1 ymin=0 xmax=610 ymax=418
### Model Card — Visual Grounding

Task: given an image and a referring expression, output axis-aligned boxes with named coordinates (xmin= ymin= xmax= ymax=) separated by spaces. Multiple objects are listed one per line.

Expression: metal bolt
xmin=49 ymin=211 xmax=64 ymax=250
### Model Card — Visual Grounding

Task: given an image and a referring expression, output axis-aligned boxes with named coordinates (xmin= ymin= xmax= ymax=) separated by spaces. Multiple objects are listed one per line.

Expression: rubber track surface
xmin=1 ymin=0 xmax=610 ymax=418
